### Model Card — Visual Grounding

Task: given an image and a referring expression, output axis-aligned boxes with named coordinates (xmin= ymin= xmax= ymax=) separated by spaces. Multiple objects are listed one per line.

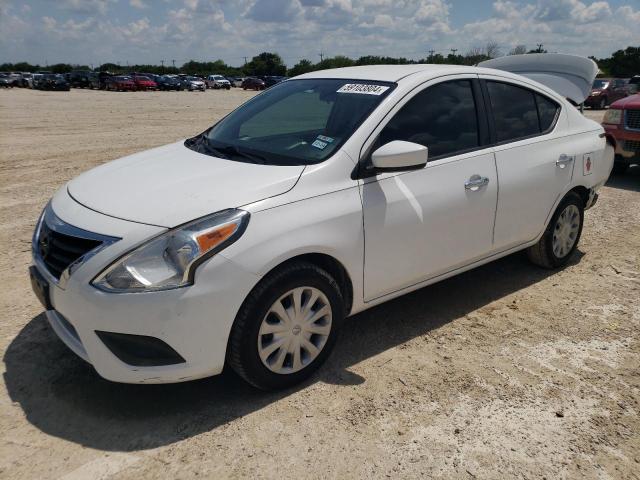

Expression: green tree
xmin=288 ymin=59 xmax=314 ymax=77
xmin=244 ymin=52 xmax=287 ymax=76
xmin=597 ymin=46 xmax=640 ymax=77
xmin=315 ymin=55 xmax=355 ymax=70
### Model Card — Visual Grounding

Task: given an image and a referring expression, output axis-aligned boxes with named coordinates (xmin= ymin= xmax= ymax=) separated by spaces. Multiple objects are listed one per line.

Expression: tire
xmin=598 ymin=97 xmax=607 ymax=109
xmin=227 ymin=261 xmax=345 ymax=390
xmin=527 ymin=192 xmax=584 ymax=269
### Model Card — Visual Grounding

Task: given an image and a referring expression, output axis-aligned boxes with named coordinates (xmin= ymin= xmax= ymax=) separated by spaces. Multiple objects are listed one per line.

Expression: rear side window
xmin=536 ymin=94 xmax=560 ymax=132
xmin=379 ymin=80 xmax=479 ymax=159
xmin=487 ymin=81 xmax=560 ymax=142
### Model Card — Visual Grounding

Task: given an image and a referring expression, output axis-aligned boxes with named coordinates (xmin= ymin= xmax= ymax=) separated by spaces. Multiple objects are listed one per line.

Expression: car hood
xmin=611 ymin=94 xmax=640 ymax=109
xmin=67 ymin=141 xmax=305 ymax=228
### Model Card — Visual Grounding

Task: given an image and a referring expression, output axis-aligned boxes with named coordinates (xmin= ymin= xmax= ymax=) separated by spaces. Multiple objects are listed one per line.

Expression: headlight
xmin=590 ymin=91 xmax=601 ymax=96
xmin=602 ymin=109 xmax=622 ymax=125
xmin=92 ymin=209 xmax=249 ymax=293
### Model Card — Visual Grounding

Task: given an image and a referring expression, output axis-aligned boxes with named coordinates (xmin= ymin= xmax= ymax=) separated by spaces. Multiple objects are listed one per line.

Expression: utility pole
xmin=171 ymin=59 xmax=176 ymax=69
xmin=160 ymin=59 xmax=165 ymax=72
xmin=243 ymin=56 xmax=248 ymax=65
xmin=428 ymin=49 xmax=435 ymax=61
xmin=450 ymin=49 xmax=458 ymax=56
xmin=536 ymin=43 xmax=544 ymax=53
xmin=319 ymin=52 xmax=324 ymax=62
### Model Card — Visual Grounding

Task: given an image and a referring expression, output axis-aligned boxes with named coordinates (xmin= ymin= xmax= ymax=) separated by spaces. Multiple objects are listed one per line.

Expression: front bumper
xmin=604 ymin=124 xmax=640 ymax=162
xmin=32 ymin=188 xmax=259 ymax=383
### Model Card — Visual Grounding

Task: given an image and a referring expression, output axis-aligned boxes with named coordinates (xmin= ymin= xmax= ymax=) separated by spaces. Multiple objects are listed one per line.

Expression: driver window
xmin=379 ymin=80 xmax=480 ymax=159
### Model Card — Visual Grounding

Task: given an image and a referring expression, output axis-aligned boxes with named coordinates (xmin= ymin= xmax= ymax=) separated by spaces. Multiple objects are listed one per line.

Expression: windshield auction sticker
xmin=337 ymin=84 xmax=390 ymax=95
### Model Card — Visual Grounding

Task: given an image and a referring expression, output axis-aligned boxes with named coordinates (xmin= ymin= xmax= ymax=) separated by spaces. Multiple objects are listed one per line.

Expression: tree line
xmin=1 ymin=45 xmax=637 ymax=78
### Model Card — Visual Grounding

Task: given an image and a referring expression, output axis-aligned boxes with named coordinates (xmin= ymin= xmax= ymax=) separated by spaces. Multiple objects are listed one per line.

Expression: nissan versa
xmin=30 ymin=54 xmax=613 ymax=390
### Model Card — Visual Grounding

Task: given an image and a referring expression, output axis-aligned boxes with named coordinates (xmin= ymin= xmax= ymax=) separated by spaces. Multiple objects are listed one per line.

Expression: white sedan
xmin=30 ymin=54 xmax=613 ymax=389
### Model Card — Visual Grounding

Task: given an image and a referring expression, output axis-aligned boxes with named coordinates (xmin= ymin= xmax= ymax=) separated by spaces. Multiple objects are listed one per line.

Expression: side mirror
xmin=371 ymin=140 xmax=428 ymax=172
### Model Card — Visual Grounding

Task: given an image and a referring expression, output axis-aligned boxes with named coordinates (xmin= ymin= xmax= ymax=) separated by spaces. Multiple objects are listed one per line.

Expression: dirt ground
xmin=0 ymin=88 xmax=638 ymax=480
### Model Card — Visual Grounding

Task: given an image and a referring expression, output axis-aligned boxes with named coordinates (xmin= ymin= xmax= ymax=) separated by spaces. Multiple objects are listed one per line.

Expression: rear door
xmin=361 ymin=77 xmax=498 ymax=301
xmin=481 ymin=76 xmax=573 ymax=250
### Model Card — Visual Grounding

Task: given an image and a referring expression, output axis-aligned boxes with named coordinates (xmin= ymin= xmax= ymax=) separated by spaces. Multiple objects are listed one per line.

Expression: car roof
xmin=296 ymin=64 xmax=485 ymax=82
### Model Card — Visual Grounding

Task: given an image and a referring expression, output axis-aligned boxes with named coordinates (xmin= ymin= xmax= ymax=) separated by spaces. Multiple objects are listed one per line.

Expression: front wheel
xmin=227 ymin=262 xmax=344 ymax=390
xmin=527 ymin=192 xmax=584 ymax=269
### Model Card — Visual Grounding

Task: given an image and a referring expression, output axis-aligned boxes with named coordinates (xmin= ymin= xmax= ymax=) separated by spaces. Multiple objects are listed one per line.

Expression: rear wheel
xmin=527 ymin=192 xmax=584 ymax=269
xmin=227 ymin=261 xmax=344 ymax=390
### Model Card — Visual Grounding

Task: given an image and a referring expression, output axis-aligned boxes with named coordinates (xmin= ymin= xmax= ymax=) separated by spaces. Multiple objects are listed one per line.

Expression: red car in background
xmin=602 ymin=94 xmax=640 ymax=173
xmin=585 ymin=78 xmax=629 ymax=109
xmin=132 ymin=75 xmax=157 ymax=90
xmin=105 ymin=75 xmax=136 ymax=91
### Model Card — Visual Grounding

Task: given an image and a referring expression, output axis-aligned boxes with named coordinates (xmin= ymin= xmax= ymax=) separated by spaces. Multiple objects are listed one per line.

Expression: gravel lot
xmin=1 ymin=89 xmax=638 ymax=480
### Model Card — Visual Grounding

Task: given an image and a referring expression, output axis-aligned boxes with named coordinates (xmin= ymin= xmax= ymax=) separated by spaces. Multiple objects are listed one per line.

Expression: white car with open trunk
xmin=30 ymin=54 xmax=613 ymax=389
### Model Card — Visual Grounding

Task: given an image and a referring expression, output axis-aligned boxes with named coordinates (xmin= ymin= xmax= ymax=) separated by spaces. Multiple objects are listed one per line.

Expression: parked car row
xmin=0 ymin=71 xmax=257 ymax=92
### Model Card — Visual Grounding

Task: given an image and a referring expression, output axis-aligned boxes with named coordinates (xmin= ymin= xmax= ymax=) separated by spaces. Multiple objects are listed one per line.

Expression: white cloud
xmin=2 ymin=0 xmax=638 ymax=67
xmin=60 ymin=0 xmax=116 ymax=15
xmin=130 ymin=0 xmax=148 ymax=9
xmin=616 ymin=5 xmax=640 ymax=23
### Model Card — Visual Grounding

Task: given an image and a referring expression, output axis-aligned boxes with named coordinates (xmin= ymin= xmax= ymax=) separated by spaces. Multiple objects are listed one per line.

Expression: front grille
xmin=623 ymin=139 xmax=640 ymax=153
xmin=38 ymin=221 xmax=102 ymax=279
xmin=626 ymin=109 xmax=640 ymax=130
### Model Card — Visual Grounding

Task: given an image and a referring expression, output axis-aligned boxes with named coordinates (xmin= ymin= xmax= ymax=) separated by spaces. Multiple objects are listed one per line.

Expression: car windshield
xmin=187 ymin=79 xmax=395 ymax=166
xmin=136 ymin=76 xmax=150 ymax=81
xmin=187 ymin=77 xmax=200 ymax=81
xmin=593 ymin=80 xmax=609 ymax=89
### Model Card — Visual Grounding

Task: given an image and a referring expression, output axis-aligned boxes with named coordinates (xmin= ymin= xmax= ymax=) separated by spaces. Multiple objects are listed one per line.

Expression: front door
xmin=361 ymin=78 xmax=498 ymax=301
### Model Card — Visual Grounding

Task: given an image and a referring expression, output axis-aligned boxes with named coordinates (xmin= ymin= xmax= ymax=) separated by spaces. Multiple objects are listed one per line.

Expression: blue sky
xmin=1 ymin=0 xmax=638 ymax=67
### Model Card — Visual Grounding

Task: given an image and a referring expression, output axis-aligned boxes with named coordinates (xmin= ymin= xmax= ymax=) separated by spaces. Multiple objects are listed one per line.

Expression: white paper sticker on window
xmin=312 ymin=139 xmax=328 ymax=149
xmin=337 ymin=84 xmax=390 ymax=95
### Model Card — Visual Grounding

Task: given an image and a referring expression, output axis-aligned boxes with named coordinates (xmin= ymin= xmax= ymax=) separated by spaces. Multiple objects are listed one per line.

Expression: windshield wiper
xmin=187 ymin=135 xmax=269 ymax=164
xmin=187 ymin=134 xmax=231 ymax=159
xmin=208 ymin=143 xmax=267 ymax=164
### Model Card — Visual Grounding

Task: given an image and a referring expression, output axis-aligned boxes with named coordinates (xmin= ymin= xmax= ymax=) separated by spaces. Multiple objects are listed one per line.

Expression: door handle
xmin=556 ymin=154 xmax=574 ymax=168
xmin=465 ymin=175 xmax=490 ymax=191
